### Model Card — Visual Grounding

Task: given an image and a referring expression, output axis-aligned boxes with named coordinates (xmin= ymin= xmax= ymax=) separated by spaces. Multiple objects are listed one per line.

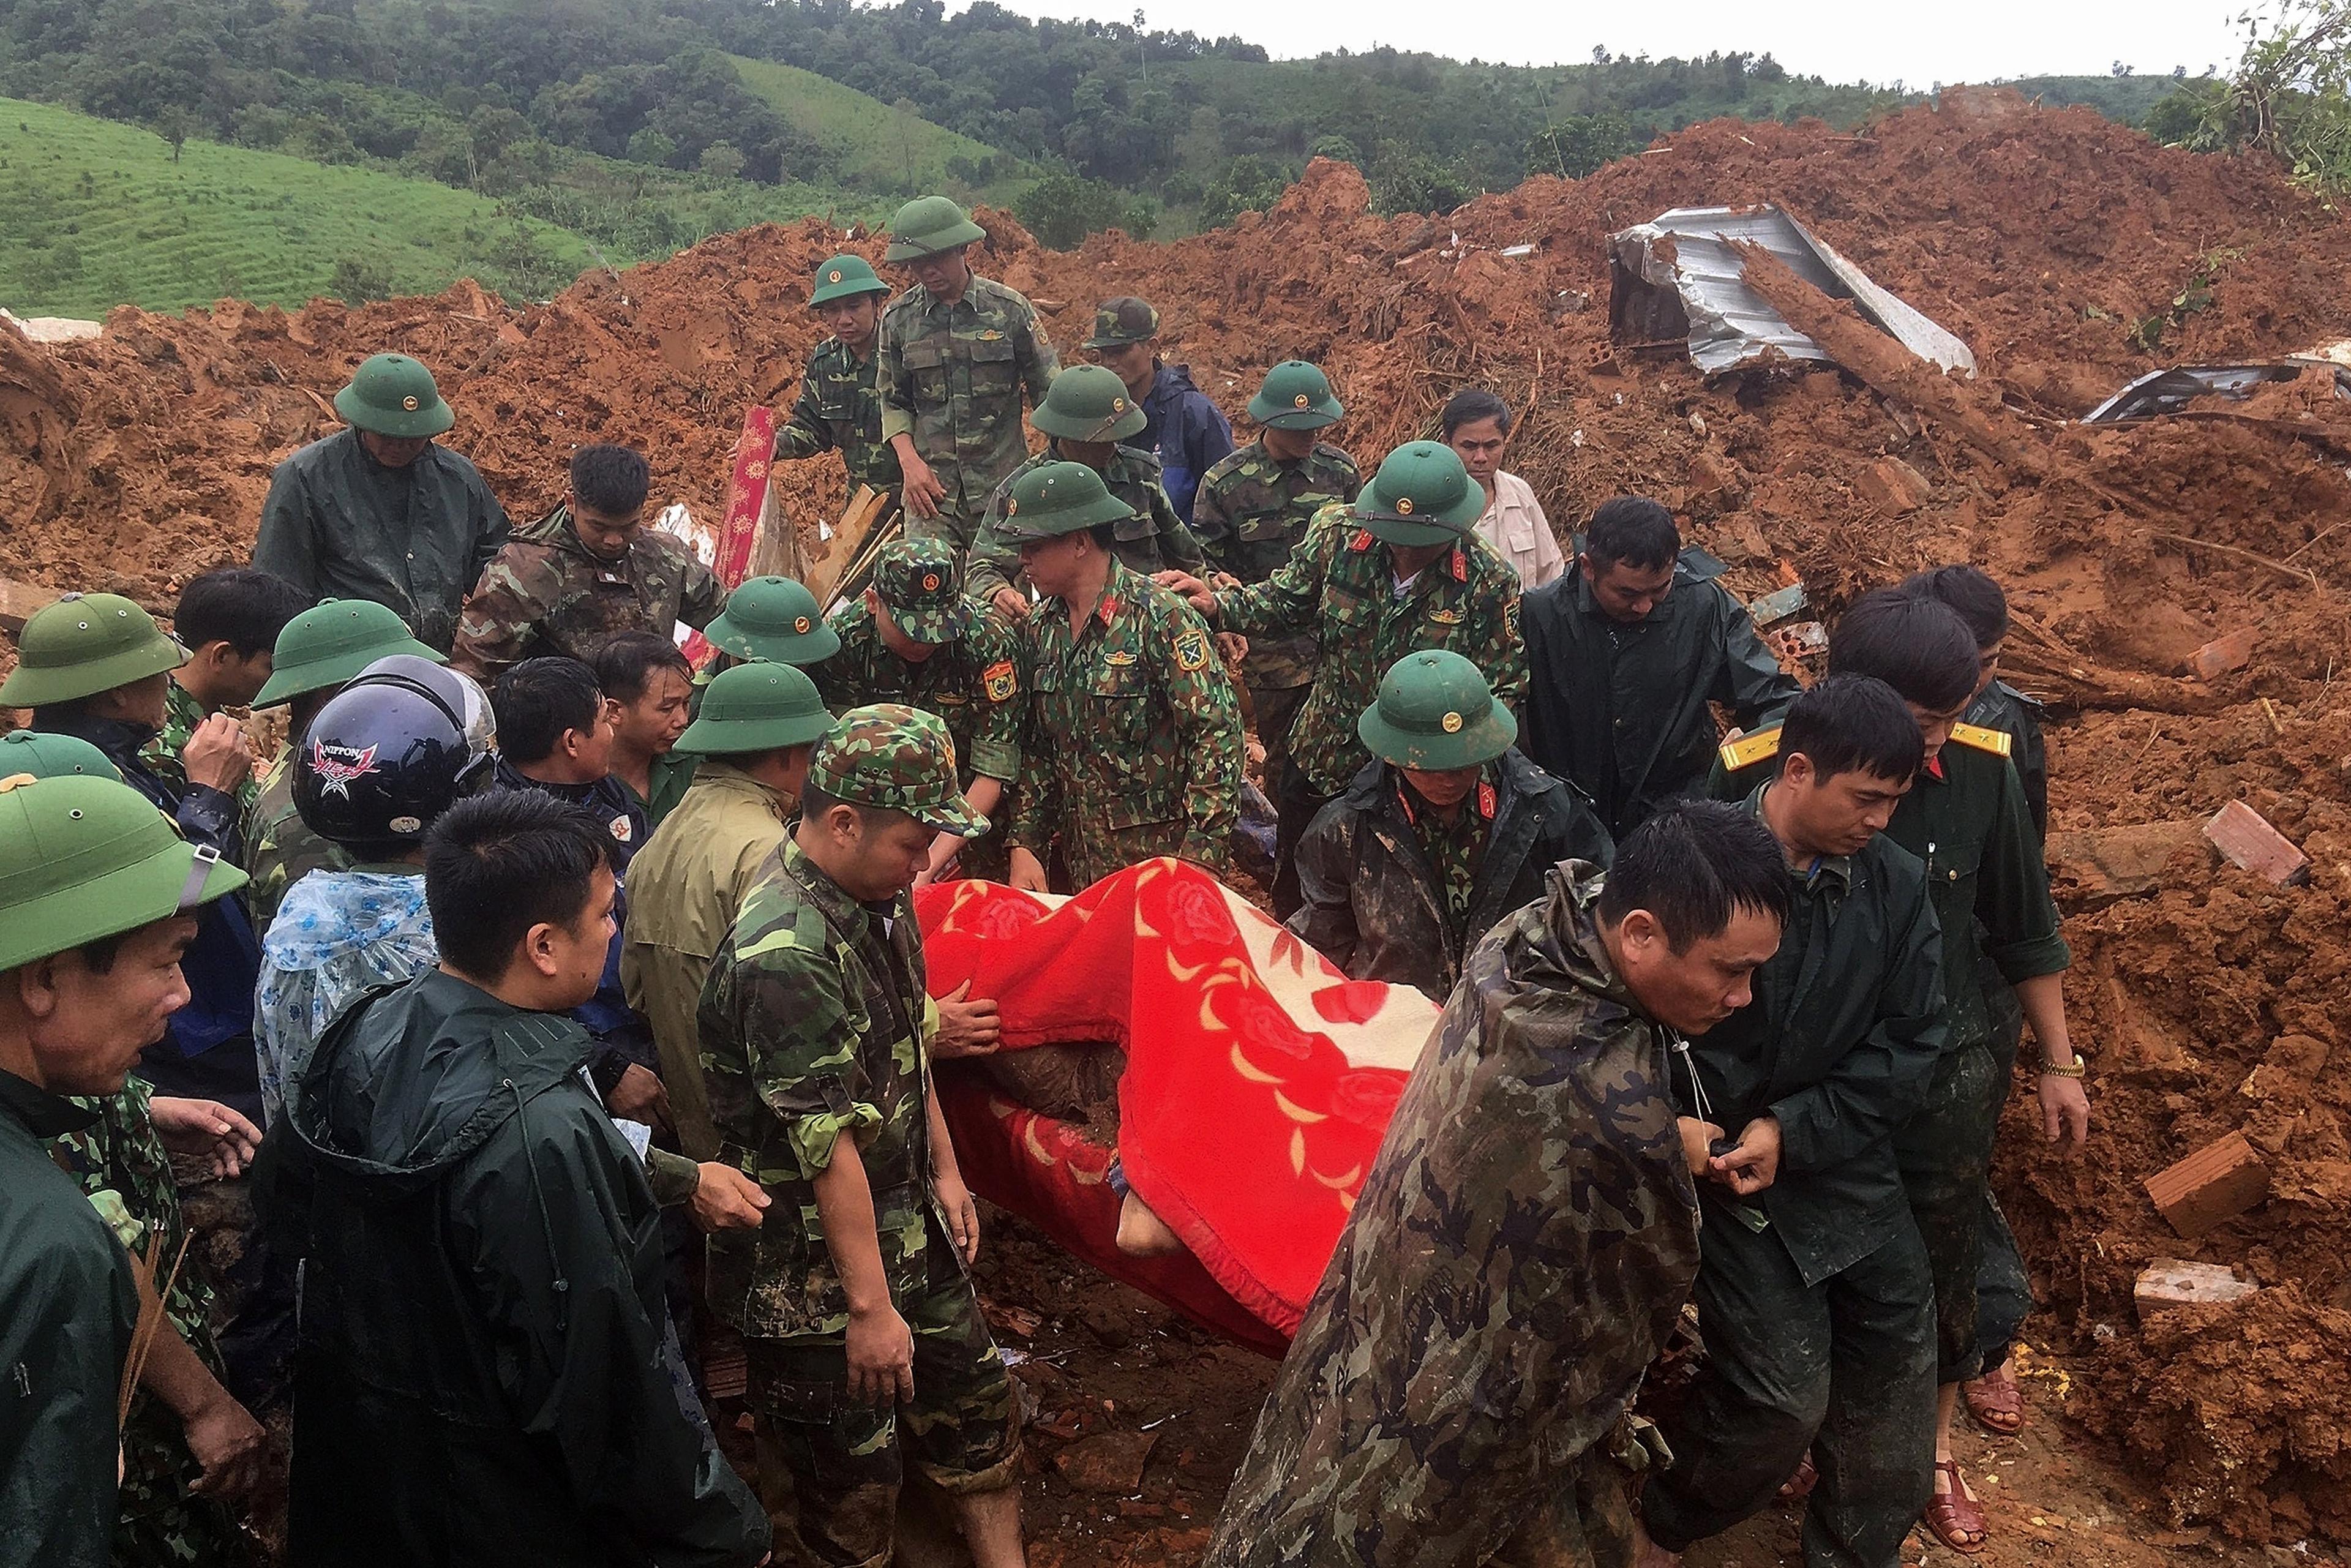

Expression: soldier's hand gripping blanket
xmin=912 ymin=858 xmax=1441 ymax=1347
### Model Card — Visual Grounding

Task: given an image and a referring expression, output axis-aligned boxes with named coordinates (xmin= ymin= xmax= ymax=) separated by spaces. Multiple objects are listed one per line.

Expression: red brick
xmin=2144 ymin=1130 xmax=2271 ymax=1238
xmin=2189 ymin=628 xmax=2258 ymax=681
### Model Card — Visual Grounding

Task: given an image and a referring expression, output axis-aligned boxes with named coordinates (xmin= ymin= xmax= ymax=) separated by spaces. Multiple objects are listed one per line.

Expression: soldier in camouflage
xmin=1164 ymin=440 xmax=1526 ymax=918
xmin=775 ymin=253 xmax=904 ymax=498
xmin=967 ymin=363 xmax=1207 ymax=612
xmin=1193 ymin=361 xmax=1362 ymax=837
xmin=877 ymin=195 xmax=1059 ymax=551
xmin=817 ymin=538 xmax=1025 ymax=882
xmin=139 ymin=568 xmax=310 ymax=815
xmin=992 ymin=462 xmax=1243 ymax=891
xmin=244 ymin=599 xmax=448 ymax=929
xmin=1205 ymin=801 xmax=1790 ymax=1568
xmin=451 ymin=443 xmax=724 ymax=685
xmin=697 ymin=704 xmax=1024 ymax=1568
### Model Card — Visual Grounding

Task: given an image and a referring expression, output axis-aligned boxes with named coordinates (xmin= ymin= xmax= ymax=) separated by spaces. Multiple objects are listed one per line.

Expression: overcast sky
xmin=970 ymin=0 xmax=2247 ymax=88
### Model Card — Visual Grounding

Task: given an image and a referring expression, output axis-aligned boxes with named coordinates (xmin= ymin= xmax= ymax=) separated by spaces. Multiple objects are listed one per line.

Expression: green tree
xmin=1198 ymin=153 xmax=1290 ymax=225
xmin=698 ymin=141 xmax=745 ymax=179
xmin=626 ymin=126 xmax=678 ymax=167
xmin=1014 ymin=169 xmax=1150 ymax=247
xmin=329 ymin=252 xmax=395 ymax=304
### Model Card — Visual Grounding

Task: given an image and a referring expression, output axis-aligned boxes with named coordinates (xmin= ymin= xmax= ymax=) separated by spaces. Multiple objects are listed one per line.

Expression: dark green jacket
xmin=1713 ymin=729 xmax=2069 ymax=1056
xmin=1672 ymin=786 xmax=1946 ymax=1285
xmin=254 ymin=428 xmax=511 ymax=653
xmin=1289 ymin=749 xmax=1614 ymax=1001
xmin=1968 ymin=680 xmax=2047 ymax=839
xmin=0 ymin=1070 xmax=136 ymax=1568
xmin=1521 ymin=567 xmax=1799 ymax=838
xmin=274 ymin=971 xmax=766 ymax=1568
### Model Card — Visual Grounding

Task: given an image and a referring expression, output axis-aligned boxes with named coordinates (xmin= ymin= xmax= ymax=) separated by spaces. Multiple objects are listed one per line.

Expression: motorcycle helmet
xmin=293 ymin=655 xmax=497 ymax=848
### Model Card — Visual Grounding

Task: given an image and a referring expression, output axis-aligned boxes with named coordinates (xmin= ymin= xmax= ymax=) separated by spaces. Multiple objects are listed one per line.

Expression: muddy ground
xmin=8 ymin=82 xmax=2350 ymax=1548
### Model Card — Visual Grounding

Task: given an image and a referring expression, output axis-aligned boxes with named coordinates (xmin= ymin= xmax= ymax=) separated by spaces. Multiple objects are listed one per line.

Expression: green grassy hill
xmin=726 ymin=56 xmax=1037 ymax=206
xmin=0 ymin=97 xmax=601 ymax=318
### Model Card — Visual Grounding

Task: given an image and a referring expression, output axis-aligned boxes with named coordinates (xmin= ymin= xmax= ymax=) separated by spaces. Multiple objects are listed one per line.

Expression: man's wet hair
xmin=1597 ymin=800 xmax=1789 ymax=952
xmin=1439 ymin=387 xmax=1513 ymax=438
xmin=1777 ymin=674 xmax=1924 ymax=787
xmin=424 ymin=790 xmax=615 ymax=981
xmin=1827 ymin=587 xmax=1981 ymax=713
xmin=569 ymin=443 xmax=651 ymax=516
xmin=175 ymin=568 xmax=313 ymax=658
xmin=1903 ymin=564 xmax=2009 ymax=652
xmin=1584 ymin=496 xmax=1680 ymax=573
xmin=590 ymin=631 xmax=693 ymax=705
xmin=493 ymin=657 xmax=602 ymax=765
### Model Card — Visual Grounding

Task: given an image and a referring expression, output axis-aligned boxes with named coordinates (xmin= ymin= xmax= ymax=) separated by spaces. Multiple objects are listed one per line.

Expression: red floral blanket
xmin=915 ymin=859 xmax=1439 ymax=1352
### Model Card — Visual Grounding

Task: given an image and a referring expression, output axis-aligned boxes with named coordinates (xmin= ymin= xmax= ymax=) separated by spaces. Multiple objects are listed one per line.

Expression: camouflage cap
xmin=871 ymin=538 xmax=976 ymax=645
xmin=703 ymin=576 xmax=843 ymax=666
xmin=0 ymin=729 xmax=124 ymax=784
xmin=1083 ymin=296 xmax=1160 ymax=350
xmin=0 ymin=593 xmax=188 ymax=709
xmin=253 ymin=598 xmax=445 ymax=708
xmin=808 ymin=703 xmax=986 ymax=837
xmin=1357 ymin=649 xmax=1517 ymax=772
xmin=0 ymin=774 xmax=247 ymax=973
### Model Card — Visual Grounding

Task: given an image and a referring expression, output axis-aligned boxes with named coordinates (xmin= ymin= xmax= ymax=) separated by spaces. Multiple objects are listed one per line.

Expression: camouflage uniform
xmin=1214 ymin=508 xmax=1526 ymax=801
xmin=775 ymin=336 xmax=904 ymax=497
xmin=1192 ymin=438 xmax=1363 ymax=697
xmin=1204 ymin=862 xmax=1700 ymax=1568
xmin=242 ymin=745 xmax=351 ymax=932
xmin=55 ymin=1081 xmax=256 ymax=1567
xmin=141 ymin=681 xmax=261 ymax=816
xmin=1010 ymin=558 xmax=1244 ymax=888
xmin=818 ymin=582 xmax=1024 ymax=881
xmin=449 ymin=505 xmax=724 ymax=684
xmin=699 ymin=835 xmax=1018 ymax=1565
xmin=965 ymin=443 xmax=1207 ymax=606
xmin=877 ymin=276 xmax=1059 ymax=550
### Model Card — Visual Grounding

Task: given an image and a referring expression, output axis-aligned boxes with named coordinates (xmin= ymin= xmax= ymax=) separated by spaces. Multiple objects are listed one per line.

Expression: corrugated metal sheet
xmin=1608 ymin=204 xmax=1976 ymax=378
xmin=2080 ymin=362 xmax=2351 ymax=424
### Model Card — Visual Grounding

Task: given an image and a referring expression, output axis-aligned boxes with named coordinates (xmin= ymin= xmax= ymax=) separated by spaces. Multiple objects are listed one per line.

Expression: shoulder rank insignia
xmin=1949 ymin=722 xmax=2014 ymax=758
xmin=983 ymin=659 xmax=1017 ymax=702
xmin=1172 ymin=627 xmax=1210 ymax=673
xmin=1719 ymin=729 xmax=1782 ymax=771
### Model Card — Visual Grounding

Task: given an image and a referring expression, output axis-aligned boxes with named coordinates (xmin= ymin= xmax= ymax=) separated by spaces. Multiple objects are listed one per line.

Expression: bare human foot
xmin=1114 ymin=1190 xmax=1185 ymax=1257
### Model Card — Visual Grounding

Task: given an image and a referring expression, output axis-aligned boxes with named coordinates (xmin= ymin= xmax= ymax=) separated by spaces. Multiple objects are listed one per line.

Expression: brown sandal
xmin=1925 ymin=1459 xmax=1988 ymax=1555
xmin=1963 ymin=1362 xmax=2025 ymax=1436
xmin=1777 ymin=1452 xmax=1819 ymax=1502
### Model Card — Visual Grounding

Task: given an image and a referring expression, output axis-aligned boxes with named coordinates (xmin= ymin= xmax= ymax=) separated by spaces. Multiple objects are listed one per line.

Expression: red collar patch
xmin=1449 ymin=548 xmax=1468 ymax=582
xmin=1477 ymin=779 xmax=1496 ymax=820
xmin=1348 ymin=528 xmax=1374 ymax=552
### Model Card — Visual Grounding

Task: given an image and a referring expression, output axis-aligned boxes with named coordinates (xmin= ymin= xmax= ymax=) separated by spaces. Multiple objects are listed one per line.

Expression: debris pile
xmin=4 ymin=86 xmax=2350 ymax=1542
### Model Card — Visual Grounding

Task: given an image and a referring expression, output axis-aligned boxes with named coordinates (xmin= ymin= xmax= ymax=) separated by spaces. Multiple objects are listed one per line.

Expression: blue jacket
xmin=35 ymin=713 xmax=258 ymax=1067
xmin=1138 ymin=364 xmax=1235 ymax=525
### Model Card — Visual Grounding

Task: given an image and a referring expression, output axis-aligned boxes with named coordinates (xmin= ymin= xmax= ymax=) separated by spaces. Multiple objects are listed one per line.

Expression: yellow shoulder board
xmin=1719 ymin=729 xmax=1782 ymax=771
xmin=1949 ymin=722 xmax=2014 ymax=759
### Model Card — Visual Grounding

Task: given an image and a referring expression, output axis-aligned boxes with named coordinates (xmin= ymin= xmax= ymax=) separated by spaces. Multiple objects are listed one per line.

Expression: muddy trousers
xmin=1894 ymin=1037 xmax=2003 ymax=1380
xmin=1643 ymin=1212 xmax=1938 ymax=1568
xmin=1271 ymin=759 xmax=1337 ymax=921
xmin=1972 ymin=969 xmax=2036 ymax=1375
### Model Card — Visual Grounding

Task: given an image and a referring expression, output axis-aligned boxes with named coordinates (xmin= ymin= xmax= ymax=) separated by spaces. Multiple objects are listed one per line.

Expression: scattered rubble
xmin=2145 ymin=1130 xmax=2273 ymax=1239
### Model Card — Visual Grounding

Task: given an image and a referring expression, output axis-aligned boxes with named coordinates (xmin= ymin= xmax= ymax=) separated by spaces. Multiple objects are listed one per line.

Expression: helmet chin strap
xmin=176 ymin=844 xmax=223 ymax=915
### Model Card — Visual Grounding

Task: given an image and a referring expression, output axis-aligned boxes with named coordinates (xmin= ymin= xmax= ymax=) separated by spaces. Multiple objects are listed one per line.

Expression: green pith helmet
xmin=1248 ymin=361 xmax=1344 ymax=430
xmin=1353 ymin=440 xmax=1483 ymax=547
xmin=703 ymin=577 xmax=842 ymax=666
xmin=1032 ymin=364 xmax=1147 ymax=443
xmin=883 ymin=195 xmax=988 ymax=263
xmin=808 ymin=703 xmax=986 ymax=838
xmin=332 ymin=353 xmax=454 ymax=440
xmin=0 ymin=729 xmax=123 ymax=784
xmin=0 ymin=593 xmax=187 ymax=709
xmin=1083 ymin=296 xmax=1160 ymax=350
xmin=253 ymin=599 xmax=444 ymax=709
xmin=1357 ymin=650 xmax=1517 ymax=773
xmin=810 ymin=253 xmax=890 ymax=306
xmin=990 ymin=462 xmax=1134 ymax=542
xmin=871 ymin=539 xmax=975 ymax=645
xmin=673 ymin=662 xmax=834 ymax=757
xmin=0 ymin=774 xmax=248 ymax=973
